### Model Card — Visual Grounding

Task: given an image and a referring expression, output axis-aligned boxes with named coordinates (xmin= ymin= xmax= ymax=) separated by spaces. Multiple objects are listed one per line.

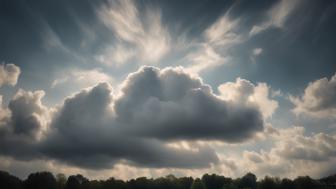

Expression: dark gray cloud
xmin=0 ymin=89 xmax=47 ymax=161
xmin=0 ymin=66 xmax=265 ymax=170
xmin=42 ymin=81 xmax=219 ymax=169
xmin=8 ymin=90 xmax=47 ymax=136
xmin=115 ymin=66 xmax=263 ymax=141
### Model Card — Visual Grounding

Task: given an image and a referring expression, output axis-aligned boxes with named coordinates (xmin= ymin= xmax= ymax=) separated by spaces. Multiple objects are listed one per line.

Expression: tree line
xmin=0 ymin=170 xmax=335 ymax=189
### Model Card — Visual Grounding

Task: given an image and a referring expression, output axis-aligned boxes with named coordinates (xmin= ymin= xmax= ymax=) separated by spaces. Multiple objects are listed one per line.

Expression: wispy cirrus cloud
xmin=186 ymin=11 xmax=243 ymax=74
xmin=51 ymin=69 xmax=113 ymax=89
xmin=249 ymin=0 xmax=301 ymax=36
xmin=97 ymin=0 xmax=170 ymax=66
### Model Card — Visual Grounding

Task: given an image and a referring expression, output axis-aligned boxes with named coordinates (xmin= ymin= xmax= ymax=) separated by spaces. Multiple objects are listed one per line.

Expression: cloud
xmin=0 ymin=66 xmax=268 ymax=170
xmin=186 ymin=13 xmax=242 ymax=73
xmin=51 ymin=69 xmax=113 ymax=89
xmin=218 ymin=78 xmax=278 ymax=119
xmin=242 ymin=126 xmax=336 ymax=178
xmin=114 ymin=66 xmax=264 ymax=141
xmin=276 ymin=129 xmax=336 ymax=162
xmin=98 ymin=0 xmax=170 ymax=65
xmin=8 ymin=90 xmax=50 ymax=138
xmin=249 ymin=0 xmax=301 ymax=36
xmin=0 ymin=96 xmax=9 ymax=126
xmin=249 ymin=48 xmax=263 ymax=63
xmin=244 ymin=151 xmax=263 ymax=163
xmin=43 ymin=82 xmax=219 ymax=169
xmin=96 ymin=45 xmax=136 ymax=67
xmin=291 ymin=72 xmax=336 ymax=118
xmin=0 ymin=89 xmax=51 ymax=161
xmin=253 ymin=48 xmax=263 ymax=56
xmin=0 ymin=89 xmax=50 ymax=139
xmin=186 ymin=44 xmax=227 ymax=74
xmin=0 ymin=63 xmax=20 ymax=87
xmin=205 ymin=15 xmax=242 ymax=47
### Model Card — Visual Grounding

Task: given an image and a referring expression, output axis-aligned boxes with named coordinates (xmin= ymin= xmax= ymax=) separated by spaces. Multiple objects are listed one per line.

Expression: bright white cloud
xmin=186 ymin=45 xmax=226 ymax=74
xmin=205 ymin=15 xmax=242 ymax=46
xmin=52 ymin=69 xmax=113 ymax=89
xmin=186 ymin=13 xmax=242 ymax=74
xmin=253 ymin=48 xmax=263 ymax=56
xmin=98 ymin=0 xmax=170 ymax=65
xmin=249 ymin=0 xmax=301 ymax=36
xmin=218 ymin=78 xmax=278 ymax=119
xmin=96 ymin=45 xmax=136 ymax=67
xmin=241 ymin=126 xmax=336 ymax=178
xmin=291 ymin=73 xmax=336 ymax=118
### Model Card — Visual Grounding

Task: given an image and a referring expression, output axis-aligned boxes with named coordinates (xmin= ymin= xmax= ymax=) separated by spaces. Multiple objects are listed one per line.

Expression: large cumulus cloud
xmin=42 ymin=82 xmax=219 ymax=169
xmin=291 ymin=72 xmax=336 ymax=118
xmin=0 ymin=66 xmax=269 ymax=170
xmin=114 ymin=67 xmax=264 ymax=141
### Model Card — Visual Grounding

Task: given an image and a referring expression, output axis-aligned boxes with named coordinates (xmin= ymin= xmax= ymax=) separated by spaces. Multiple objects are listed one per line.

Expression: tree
xmin=0 ymin=170 xmax=23 ymax=189
xmin=102 ymin=177 xmax=126 ymax=189
xmin=24 ymin=172 xmax=57 ymax=189
xmin=238 ymin=173 xmax=257 ymax=189
xmin=177 ymin=177 xmax=193 ymax=189
xmin=320 ymin=174 xmax=336 ymax=185
xmin=258 ymin=176 xmax=280 ymax=189
xmin=279 ymin=178 xmax=295 ymax=189
xmin=127 ymin=177 xmax=153 ymax=189
xmin=202 ymin=174 xmax=228 ymax=189
xmin=191 ymin=178 xmax=206 ymax=189
xmin=294 ymin=176 xmax=320 ymax=189
xmin=56 ymin=173 xmax=67 ymax=189
xmin=65 ymin=174 xmax=89 ymax=189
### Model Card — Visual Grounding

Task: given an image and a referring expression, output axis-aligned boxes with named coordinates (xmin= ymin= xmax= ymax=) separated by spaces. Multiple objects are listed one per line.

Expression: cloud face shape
xmin=0 ymin=63 xmax=21 ymax=87
xmin=291 ymin=72 xmax=336 ymax=118
xmin=0 ymin=66 xmax=266 ymax=170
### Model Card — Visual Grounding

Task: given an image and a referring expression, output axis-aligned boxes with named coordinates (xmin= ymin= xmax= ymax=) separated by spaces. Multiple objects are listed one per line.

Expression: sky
xmin=1 ymin=0 xmax=336 ymax=180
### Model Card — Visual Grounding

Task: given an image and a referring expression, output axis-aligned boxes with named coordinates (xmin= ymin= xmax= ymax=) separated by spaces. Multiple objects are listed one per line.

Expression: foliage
xmin=0 ymin=170 xmax=336 ymax=189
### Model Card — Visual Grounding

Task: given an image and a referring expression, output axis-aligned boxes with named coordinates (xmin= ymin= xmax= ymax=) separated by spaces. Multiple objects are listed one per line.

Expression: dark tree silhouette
xmin=1 ymin=170 xmax=336 ymax=189
xmin=294 ymin=176 xmax=320 ymax=189
xmin=258 ymin=176 xmax=280 ymax=189
xmin=24 ymin=172 xmax=57 ymax=189
xmin=238 ymin=172 xmax=257 ymax=189
xmin=0 ymin=170 xmax=23 ymax=189
xmin=56 ymin=173 xmax=67 ymax=189
xmin=102 ymin=177 xmax=126 ymax=189
xmin=202 ymin=173 xmax=231 ymax=189
xmin=279 ymin=178 xmax=296 ymax=189
xmin=65 ymin=174 xmax=89 ymax=189
xmin=190 ymin=178 xmax=206 ymax=189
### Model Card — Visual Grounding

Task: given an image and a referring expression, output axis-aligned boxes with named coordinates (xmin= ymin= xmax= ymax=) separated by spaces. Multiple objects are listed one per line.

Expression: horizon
xmin=1 ymin=169 xmax=336 ymax=181
xmin=0 ymin=0 xmax=336 ymax=181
